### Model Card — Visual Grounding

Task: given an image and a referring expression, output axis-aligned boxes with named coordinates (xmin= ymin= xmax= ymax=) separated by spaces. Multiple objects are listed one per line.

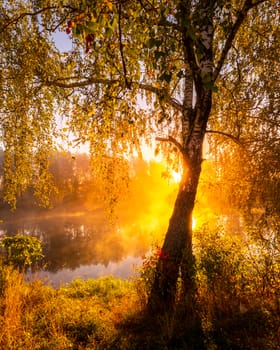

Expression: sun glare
xmin=192 ymin=217 xmax=197 ymax=230
xmin=171 ymin=170 xmax=182 ymax=183
xmin=141 ymin=143 xmax=161 ymax=162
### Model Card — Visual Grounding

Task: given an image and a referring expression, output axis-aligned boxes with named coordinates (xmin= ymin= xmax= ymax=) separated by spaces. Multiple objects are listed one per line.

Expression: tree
xmin=0 ymin=0 xmax=279 ymax=321
xmin=0 ymin=0 xmax=68 ymax=208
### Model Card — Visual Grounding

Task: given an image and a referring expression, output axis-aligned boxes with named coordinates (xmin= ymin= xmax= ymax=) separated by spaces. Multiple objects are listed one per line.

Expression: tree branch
xmin=213 ymin=0 xmax=267 ymax=82
xmin=45 ymin=77 xmax=183 ymax=111
xmin=251 ymin=0 xmax=267 ymax=6
xmin=45 ymin=77 xmax=118 ymax=88
xmin=0 ymin=6 xmax=76 ymax=33
xmin=155 ymin=135 xmax=184 ymax=154
xmin=117 ymin=2 xmax=131 ymax=89
xmin=179 ymin=4 xmax=200 ymax=88
xmin=206 ymin=129 xmax=244 ymax=146
xmin=138 ymin=83 xmax=183 ymax=112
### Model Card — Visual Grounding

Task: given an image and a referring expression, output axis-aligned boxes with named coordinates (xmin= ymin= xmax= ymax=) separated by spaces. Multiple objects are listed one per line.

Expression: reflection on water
xmin=0 ymin=209 xmax=148 ymax=287
xmin=28 ymin=257 xmax=141 ymax=288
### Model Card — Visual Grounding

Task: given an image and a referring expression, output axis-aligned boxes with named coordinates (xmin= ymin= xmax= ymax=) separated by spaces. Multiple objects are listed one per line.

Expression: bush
xmin=1 ymin=235 xmax=43 ymax=270
xmin=194 ymin=224 xmax=280 ymax=349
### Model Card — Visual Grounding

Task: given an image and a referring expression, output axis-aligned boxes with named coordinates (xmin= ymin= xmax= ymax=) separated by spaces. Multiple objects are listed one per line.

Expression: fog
xmin=0 ymin=160 xmax=179 ymax=286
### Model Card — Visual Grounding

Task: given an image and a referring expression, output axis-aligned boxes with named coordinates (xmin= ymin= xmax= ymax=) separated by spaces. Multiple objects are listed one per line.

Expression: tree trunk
xmin=147 ymin=86 xmax=212 ymax=321
xmin=147 ymin=144 xmax=203 ymax=315
xmin=147 ymin=0 xmax=214 ymax=327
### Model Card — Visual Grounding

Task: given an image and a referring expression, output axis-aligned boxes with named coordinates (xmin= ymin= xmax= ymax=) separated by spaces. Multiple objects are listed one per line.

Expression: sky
xmin=53 ymin=30 xmax=73 ymax=52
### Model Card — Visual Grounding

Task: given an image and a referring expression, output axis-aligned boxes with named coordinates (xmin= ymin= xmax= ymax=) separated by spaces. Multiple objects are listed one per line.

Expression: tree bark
xmin=147 ymin=74 xmax=212 ymax=322
xmin=148 ymin=140 xmax=203 ymax=315
xmin=147 ymin=0 xmax=215 ymax=328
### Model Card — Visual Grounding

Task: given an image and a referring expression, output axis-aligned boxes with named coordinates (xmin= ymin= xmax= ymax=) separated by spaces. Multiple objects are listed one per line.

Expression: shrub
xmin=1 ymin=235 xmax=43 ymax=270
xmin=194 ymin=224 xmax=280 ymax=349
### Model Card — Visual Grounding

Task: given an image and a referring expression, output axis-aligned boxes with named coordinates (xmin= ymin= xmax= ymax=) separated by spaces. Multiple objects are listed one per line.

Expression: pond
xmin=0 ymin=208 xmax=153 ymax=287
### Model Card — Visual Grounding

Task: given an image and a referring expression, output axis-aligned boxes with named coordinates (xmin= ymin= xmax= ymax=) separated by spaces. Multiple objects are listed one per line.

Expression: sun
xmin=171 ymin=170 xmax=182 ymax=183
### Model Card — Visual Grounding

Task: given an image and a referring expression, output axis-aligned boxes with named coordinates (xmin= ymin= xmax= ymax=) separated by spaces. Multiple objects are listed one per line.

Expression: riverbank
xmin=1 ymin=234 xmax=280 ymax=350
xmin=0 ymin=267 xmax=143 ymax=349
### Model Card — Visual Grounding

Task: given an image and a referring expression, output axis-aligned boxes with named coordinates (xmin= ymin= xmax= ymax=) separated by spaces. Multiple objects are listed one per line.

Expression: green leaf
xmin=72 ymin=24 xmax=83 ymax=36
xmin=154 ymin=50 xmax=166 ymax=61
xmin=159 ymin=72 xmax=172 ymax=83
xmin=86 ymin=21 xmax=97 ymax=32
xmin=146 ymin=38 xmax=162 ymax=49
xmin=105 ymin=26 xmax=113 ymax=37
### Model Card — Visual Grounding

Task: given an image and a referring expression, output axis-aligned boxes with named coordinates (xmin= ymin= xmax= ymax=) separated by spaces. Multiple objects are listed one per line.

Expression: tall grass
xmin=0 ymin=269 xmax=140 ymax=349
xmin=0 ymin=224 xmax=279 ymax=349
xmin=0 ymin=267 xmax=25 ymax=349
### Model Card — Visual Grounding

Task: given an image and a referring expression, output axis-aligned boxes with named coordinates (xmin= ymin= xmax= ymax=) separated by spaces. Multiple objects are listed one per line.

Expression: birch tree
xmin=1 ymin=0 xmax=279 ymax=320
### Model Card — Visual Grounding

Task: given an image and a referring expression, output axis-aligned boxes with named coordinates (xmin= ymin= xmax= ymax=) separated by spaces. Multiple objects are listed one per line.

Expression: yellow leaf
xmin=106 ymin=1 xmax=113 ymax=11
xmin=88 ymin=109 xmax=96 ymax=117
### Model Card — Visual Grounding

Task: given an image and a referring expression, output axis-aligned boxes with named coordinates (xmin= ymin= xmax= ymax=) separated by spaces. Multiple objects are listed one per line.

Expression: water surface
xmin=0 ymin=208 xmax=148 ymax=287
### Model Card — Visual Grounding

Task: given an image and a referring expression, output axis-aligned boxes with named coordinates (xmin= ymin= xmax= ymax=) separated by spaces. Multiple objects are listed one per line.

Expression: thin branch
xmin=155 ymin=135 xmax=184 ymax=154
xmin=117 ymin=2 xmax=130 ymax=89
xmin=48 ymin=15 xmax=70 ymax=32
xmin=44 ymin=77 xmax=118 ymax=88
xmin=138 ymin=83 xmax=183 ymax=112
xmin=206 ymin=129 xmax=244 ymax=146
xmin=0 ymin=6 xmax=76 ymax=33
xmin=251 ymin=0 xmax=268 ymax=6
xmin=213 ymin=0 xmax=267 ymax=82
xmin=0 ymin=8 xmax=53 ymax=32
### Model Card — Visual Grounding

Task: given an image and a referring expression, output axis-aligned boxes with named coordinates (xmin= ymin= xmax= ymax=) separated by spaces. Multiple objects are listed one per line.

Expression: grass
xmin=0 ymin=227 xmax=280 ymax=349
xmin=0 ymin=269 xmax=141 ymax=350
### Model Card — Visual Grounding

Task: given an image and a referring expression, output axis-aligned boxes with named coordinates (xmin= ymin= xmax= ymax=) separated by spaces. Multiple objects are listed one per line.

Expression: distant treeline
xmin=0 ymin=147 xmax=279 ymax=225
xmin=0 ymin=151 xmax=96 ymax=211
xmin=0 ymin=150 xmax=171 ymax=213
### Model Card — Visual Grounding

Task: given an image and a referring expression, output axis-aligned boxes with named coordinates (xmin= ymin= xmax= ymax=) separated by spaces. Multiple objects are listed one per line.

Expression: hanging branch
xmin=156 ymin=135 xmax=184 ymax=155
xmin=206 ymin=129 xmax=244 ymax=146
xmin=213 ymin=0 xmax=267 ymax=82
xmin=118 ymin=1 xmax=131 ymax=89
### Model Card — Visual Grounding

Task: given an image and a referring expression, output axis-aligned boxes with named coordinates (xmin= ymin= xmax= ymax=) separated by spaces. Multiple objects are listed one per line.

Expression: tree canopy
xmin=0 ymin=0 xmax=278 ymax=209
xmin=0 ymin=1 xmax=278 ymax=203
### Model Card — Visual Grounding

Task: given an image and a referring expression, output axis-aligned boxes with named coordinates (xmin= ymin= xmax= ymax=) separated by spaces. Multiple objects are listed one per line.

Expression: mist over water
xmin=0 ymin=160 xmax=180 ymax=286
xmin=0 ymin=208 xmax=151 ymax=286
xmin=0 ymin=155 xmax=245 ymax=288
